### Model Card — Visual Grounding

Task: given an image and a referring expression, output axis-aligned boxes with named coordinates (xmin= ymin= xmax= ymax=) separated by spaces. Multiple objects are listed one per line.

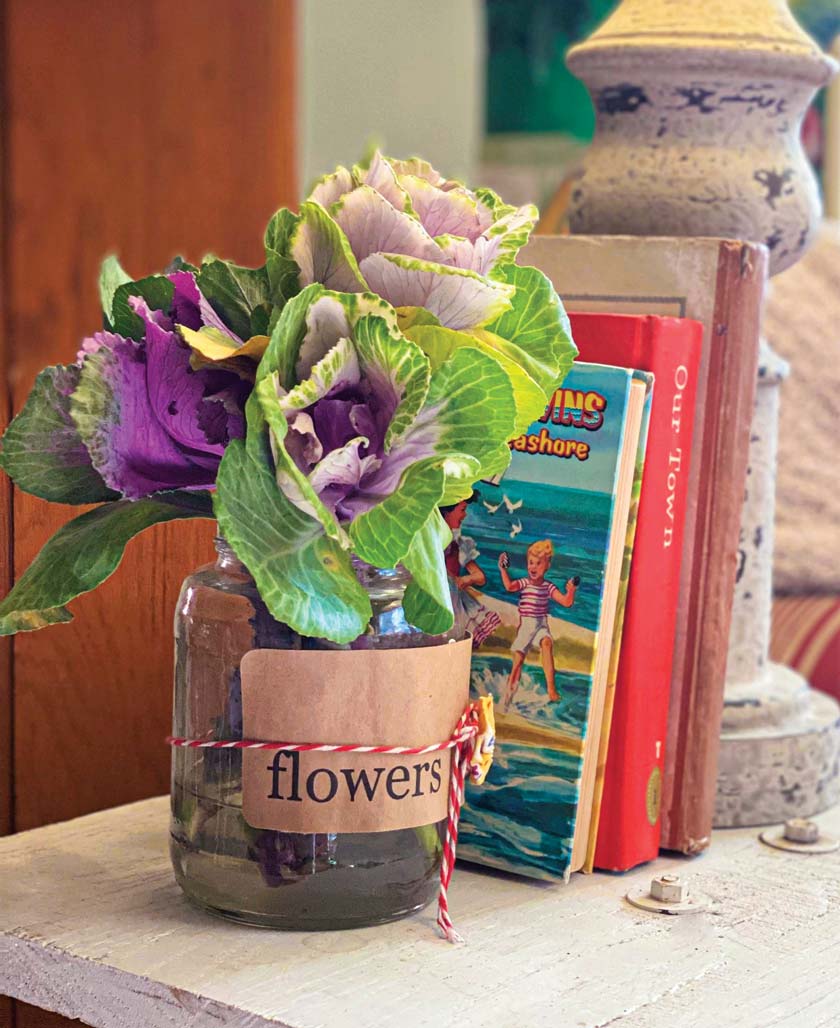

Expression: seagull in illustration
xmin=502 ymin=494 xmax=523 ymax=513
xmin=483 ymin=499 xmax=502 ymax=514
xmin=509 ymin=519 xmax=523 ymax=539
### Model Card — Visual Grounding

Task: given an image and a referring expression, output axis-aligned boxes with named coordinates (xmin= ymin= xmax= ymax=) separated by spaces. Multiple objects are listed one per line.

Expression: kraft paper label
xmin=240 ymin=639 xmax=472 ymax=833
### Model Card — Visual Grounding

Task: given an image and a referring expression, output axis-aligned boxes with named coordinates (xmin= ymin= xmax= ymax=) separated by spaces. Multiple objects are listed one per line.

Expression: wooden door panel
xmin=8 ymin=0 xmax=296 ymax=829
xmin=13 ymin=513 xmax=217 ymax=829
xmin=3 ymin=1 xmax=296 ymax=1023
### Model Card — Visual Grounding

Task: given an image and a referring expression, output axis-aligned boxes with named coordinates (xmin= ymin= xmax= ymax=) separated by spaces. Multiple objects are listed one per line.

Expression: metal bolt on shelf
xmin=650 ymin=873 xmax=686 ymax=903
xmin=626 ymin=873 xmax=710 ymax=915
xmin=760 ymin=818 xmax=840 ymax=854
xmin=784 ymin=818 xmax=820 ymax=843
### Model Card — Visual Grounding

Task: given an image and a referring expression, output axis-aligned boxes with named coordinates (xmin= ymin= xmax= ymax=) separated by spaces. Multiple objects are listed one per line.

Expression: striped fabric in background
xmin=771 ymin=596 xmax=840 ymax=701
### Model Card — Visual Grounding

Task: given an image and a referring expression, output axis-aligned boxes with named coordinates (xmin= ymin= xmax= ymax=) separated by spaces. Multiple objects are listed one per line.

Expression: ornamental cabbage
xmin=214 ymin=284 xmax=520 ymax=642
xmin=72 ymin=271 xmax=251 ymax=499
xmin=0 ymin=152 xmax=577 ymax=641
xmin=269 ymin=150 xmax=537 ymax=332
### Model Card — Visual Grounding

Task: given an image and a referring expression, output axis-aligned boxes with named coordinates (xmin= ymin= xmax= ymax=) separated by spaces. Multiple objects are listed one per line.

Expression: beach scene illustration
xmin=457 ymin=365 xmax=631 ymax=880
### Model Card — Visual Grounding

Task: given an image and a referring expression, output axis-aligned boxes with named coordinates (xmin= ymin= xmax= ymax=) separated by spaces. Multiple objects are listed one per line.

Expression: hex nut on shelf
xmin=759 ymin=819 xmax=840 ymax=854
xmin=650 ymin=873 xmax=686 ymax=903
xmin=626 ymin=873 xmax=710 ymax=915
xmin=784 ymin=818 xmax=820 ymax=843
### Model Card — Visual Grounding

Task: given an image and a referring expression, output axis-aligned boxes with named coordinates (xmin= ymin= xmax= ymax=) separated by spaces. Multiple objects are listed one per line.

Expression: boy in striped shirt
xmin=499 ymin=539 xmax=578 ymax=710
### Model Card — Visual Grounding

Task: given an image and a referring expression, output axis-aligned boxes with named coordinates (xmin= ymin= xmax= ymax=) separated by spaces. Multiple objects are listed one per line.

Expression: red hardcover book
xmin=570 ymin=312 xmax=703 ymax=871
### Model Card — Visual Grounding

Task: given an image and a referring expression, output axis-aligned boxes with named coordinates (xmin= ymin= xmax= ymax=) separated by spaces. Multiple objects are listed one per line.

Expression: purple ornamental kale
xmin=73 ymin=272 xmax=250 ymax=499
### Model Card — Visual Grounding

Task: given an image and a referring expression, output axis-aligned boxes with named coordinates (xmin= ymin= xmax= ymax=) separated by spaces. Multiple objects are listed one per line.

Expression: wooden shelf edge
xmin=0 ymin=933 xmax=288 ymax=1028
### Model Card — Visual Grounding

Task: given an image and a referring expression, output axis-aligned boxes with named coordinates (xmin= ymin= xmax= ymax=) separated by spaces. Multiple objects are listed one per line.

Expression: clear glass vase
xmin=169 ymin=537 xmax=459 ymax=929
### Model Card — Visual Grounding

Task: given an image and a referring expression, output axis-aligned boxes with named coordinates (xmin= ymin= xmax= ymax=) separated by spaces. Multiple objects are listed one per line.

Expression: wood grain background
xmin=0 ymin=1 xmax=297 ymax=1024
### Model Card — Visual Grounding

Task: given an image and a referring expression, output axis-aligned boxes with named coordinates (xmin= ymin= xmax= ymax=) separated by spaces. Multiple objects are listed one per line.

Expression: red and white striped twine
xmin=167 ymin=702 xmax=483 ymax=944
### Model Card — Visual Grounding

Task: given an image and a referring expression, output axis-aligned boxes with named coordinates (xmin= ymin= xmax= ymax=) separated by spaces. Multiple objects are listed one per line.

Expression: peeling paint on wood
xmin=1 ymin=798 xmax=840 ymax=1027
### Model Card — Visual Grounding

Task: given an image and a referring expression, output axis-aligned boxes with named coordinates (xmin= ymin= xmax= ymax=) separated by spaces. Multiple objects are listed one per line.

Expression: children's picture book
xmin=454 ymin=361 xmax=652 ymax=882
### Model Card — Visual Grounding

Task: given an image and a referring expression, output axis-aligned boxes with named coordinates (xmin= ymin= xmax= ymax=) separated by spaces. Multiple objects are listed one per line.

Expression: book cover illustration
xmin=453 ymin=363 xmax=640 ymax=882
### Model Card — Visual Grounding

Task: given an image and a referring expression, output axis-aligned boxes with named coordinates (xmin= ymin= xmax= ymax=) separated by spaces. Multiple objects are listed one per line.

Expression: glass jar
xmin=169 ymin=537 xmax=459 ymax=929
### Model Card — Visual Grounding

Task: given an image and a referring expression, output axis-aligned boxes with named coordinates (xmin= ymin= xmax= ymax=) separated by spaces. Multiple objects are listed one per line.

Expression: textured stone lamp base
xmin=715 ymin=662 xmax=840 ymax=827
xmin=565 ymin=1 xmax=840 ymax=832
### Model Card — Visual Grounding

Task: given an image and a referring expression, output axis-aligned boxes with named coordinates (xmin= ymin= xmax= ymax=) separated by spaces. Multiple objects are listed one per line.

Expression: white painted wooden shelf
xmin=2 ymin=797 xmax=840 ymax=1028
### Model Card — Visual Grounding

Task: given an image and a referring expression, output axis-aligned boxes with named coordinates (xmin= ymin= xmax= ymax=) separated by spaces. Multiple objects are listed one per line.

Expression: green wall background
xmin=486 ymin=0 xmax=840 ymax=141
